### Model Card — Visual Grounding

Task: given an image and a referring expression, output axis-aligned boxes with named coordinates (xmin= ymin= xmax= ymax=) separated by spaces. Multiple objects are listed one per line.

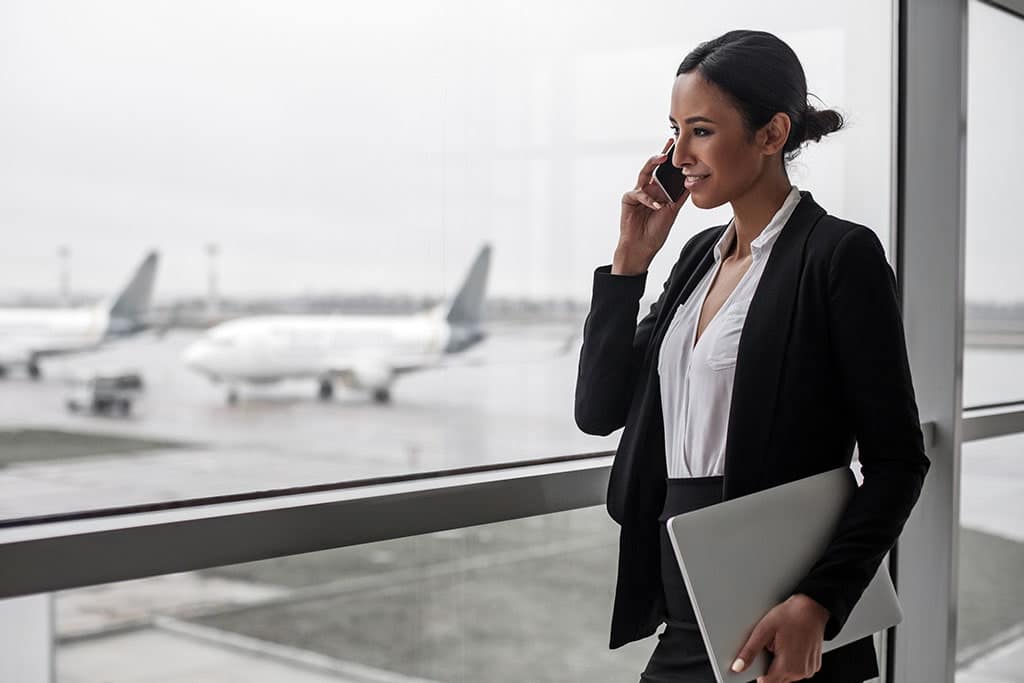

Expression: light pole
xmin=206 ymin=242 xmax=220 ymax=317
xmin=58 ymin=245 xmax=70 ymax=306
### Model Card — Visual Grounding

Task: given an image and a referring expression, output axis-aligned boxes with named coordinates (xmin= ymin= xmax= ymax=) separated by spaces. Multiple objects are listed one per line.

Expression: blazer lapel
xmin=722 ymin=191 xmax=827 ymax=499
xmin=643 ymin=232 xmax=723 ymax=370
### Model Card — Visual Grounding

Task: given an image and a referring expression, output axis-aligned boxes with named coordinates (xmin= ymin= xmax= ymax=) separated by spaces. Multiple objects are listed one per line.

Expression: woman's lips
xmin=684 ymin=174 xmax=709 ymax=189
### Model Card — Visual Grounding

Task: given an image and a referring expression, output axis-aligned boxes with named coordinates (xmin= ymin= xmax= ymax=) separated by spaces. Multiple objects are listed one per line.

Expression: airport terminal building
xmin=0 ymin=1 xmax=1022 ymax=681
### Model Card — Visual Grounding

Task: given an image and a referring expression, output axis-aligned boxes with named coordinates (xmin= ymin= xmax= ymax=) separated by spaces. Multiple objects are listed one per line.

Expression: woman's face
xmin=668 ymin=72 xmax=785 ymax=209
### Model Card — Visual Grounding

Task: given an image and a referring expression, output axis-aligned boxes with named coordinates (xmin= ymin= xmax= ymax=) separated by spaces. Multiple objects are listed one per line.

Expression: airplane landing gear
xmin=226 ymin=388 xmax=240 ymax=405
xmin=27 ymin=362 xmax=41 ymax=380
xmin=371 ymin=387 xmax=391 ymax=404
xmin=318 ymin=379 xmax=334 ymax=401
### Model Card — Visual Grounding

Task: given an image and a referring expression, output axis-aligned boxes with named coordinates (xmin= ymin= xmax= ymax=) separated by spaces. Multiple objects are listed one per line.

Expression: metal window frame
xmin=890 ymin=0 xmax=968 ymax=681
xmin=0 ymin=415 xmax=944 ymax=603
xmin=982 ymin=0 xmax=1024 ymax=19
xmin=0 ymin=456 xmax=615 ymax=599
xmin=963 ymin=405 xmax=1024 ymax=442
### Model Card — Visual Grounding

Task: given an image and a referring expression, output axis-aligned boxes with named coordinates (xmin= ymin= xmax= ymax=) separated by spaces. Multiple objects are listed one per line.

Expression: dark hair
xmin=677 ymin=30 xmax=844 ymax=163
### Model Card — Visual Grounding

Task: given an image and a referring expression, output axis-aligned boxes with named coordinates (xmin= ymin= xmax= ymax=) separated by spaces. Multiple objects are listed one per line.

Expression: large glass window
xmin=963 ymin=0 xmax=1024 ymax=409
xmin=956 ymin=435 xmax=1024 ymax=681
xmin=0 ymin=1 xmax=896 ymax=521
xmin=956 ymin=6 xmax=1024 ymax=681
xmin=52 ymin=508 xmax=661 ymax=682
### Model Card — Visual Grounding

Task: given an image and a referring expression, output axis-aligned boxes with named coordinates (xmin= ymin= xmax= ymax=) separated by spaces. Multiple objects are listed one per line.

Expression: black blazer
xmin=575 ymin=191 xmax=929 ymax=679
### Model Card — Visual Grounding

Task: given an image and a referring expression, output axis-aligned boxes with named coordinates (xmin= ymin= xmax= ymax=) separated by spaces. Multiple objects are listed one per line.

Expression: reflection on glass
xmin=0 ymin=0 xmax=894 ymax=520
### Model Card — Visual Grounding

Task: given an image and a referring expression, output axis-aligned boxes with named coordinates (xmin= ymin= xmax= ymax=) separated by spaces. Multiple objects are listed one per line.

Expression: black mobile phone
xmin=653 ymin=144 xmax=687 ymax=204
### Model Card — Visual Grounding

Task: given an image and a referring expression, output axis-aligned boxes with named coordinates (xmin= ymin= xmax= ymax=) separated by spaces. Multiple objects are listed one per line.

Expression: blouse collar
xmin=713 ymin=185 xmax=802 ymax=262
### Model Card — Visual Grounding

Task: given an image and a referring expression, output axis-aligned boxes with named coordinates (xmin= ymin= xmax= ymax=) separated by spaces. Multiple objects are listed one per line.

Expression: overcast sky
xmin=0 ymin=1 xmax=1019 ymax=302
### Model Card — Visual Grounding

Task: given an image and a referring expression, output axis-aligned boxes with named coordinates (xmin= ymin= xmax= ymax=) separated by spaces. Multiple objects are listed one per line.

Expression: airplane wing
xmin=424 ymin=326 xmax=582 ymax=370
xmin=396 ymin=355 xmax=486 ymax=373
xmin=326 ymin=325 xmax=581 ymax=382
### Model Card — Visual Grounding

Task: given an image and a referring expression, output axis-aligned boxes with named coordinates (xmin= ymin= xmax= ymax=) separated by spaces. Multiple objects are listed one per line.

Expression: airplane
xmin=0 ymin=252 xmax=159 ymax=379
xmin=183 ymin=244 xmax=491 ymax=404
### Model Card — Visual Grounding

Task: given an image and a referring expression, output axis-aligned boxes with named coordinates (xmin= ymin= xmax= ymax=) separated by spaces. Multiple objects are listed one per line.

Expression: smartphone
xmin=653 ymin=144 xmax=687 ymax=204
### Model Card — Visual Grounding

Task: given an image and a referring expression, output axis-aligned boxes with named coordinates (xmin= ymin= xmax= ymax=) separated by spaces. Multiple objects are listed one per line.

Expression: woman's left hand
xmin=730 ymin=594 xmax=830 ymax=683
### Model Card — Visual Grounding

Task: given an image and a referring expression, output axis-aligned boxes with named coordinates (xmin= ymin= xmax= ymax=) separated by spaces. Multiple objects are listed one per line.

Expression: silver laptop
xmin=665 ymin=466 xmax=902 ymax=683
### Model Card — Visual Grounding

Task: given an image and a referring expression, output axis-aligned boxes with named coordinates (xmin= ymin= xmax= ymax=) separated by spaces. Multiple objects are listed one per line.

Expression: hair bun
xmin=800 ymin=106 xmax=844 ymax=145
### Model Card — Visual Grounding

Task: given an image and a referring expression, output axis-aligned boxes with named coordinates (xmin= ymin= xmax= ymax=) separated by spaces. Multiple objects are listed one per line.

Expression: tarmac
xmin=0 ymin=325 xmax=614 ymax=520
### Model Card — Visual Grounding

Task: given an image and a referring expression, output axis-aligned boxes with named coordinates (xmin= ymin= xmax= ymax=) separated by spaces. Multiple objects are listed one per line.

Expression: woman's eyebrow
xmin=669 ymin=115 xmax=716 ymax=125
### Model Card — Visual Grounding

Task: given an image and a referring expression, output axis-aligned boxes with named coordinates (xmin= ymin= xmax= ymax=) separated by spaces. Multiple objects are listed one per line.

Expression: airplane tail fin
xmin=445 ymin=244 xmax=491 ymax=326
xmin=442 ymin=244 xmax=491 ymax=353
xmin=106 ymin=251 xmax=159 ymax=335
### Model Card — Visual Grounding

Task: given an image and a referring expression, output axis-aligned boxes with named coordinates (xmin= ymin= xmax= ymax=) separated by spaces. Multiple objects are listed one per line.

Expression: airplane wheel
xmin=27 ymin=362 xmax=41 ymax=380
xmin=226 ymin=388 xmax=240 ymax=405
xmin=318 ymin=380 xmax=334 ymax=401
xmin=371 ymin=387 xmax=391 ymax=404
xmin=0 ymin=366 xmax=7 ymax=379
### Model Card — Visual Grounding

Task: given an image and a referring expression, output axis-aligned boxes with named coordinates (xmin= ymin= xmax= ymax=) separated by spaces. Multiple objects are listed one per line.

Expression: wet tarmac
xmin=0 ymin=322 xmax=616 ymax=520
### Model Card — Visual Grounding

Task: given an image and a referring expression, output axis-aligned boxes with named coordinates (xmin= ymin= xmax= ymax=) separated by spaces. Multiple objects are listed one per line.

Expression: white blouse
xmin=657 ymin=186 xmax=802 ymax=478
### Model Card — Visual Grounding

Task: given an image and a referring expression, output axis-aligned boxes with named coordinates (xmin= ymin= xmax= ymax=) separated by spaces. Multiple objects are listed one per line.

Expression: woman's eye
xmin=670 ymin=128 xmax=680 ymax=138
xmin=694 ymin=127 xmax=711 ymax=137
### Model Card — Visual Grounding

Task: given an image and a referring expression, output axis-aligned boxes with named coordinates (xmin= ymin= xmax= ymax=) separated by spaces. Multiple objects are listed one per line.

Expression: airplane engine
xmin=338 ymin=363 xmax=393 ymax=392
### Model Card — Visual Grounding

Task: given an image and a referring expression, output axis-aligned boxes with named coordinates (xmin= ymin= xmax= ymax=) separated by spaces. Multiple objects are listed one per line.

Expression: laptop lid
xmin=665 ymin=466 xmax=902 ymax=683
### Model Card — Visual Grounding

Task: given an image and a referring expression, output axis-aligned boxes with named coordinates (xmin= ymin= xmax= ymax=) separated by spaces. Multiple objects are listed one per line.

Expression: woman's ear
xmin=759 ymin=112 xmax=791 ymax=156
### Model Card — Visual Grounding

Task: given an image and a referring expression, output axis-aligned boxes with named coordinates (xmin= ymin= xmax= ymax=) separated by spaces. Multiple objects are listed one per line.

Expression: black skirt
xmin=639 ymin=475 xmax=723 ymax=683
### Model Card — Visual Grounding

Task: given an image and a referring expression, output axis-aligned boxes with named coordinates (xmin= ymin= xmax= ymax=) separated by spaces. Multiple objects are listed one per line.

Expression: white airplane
xmin=0 ymin=252 xmax=159 ymax=379
xmin=183 ymin=244 xmax=491 ymax=404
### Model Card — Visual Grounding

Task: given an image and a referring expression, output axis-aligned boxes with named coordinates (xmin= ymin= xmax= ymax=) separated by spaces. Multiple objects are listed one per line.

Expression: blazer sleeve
xmin=791 ymin=226 xmax=931 ymax=640
xmin=574 ymin=254 xmax=685 ymax=436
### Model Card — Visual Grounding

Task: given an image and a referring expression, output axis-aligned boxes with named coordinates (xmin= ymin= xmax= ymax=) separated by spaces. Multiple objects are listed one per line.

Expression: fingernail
xmin=731 ymin=658 xmax=745 ymax=672
xmin=653 ymin=202 xmax=662 ymax=209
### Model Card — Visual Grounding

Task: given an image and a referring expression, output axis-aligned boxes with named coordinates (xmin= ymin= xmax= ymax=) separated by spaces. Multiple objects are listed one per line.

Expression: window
xmin=0 ymin=0 xmax=898 ymax=523
xmin=963 ymin=0 xmax=1024 ymax=409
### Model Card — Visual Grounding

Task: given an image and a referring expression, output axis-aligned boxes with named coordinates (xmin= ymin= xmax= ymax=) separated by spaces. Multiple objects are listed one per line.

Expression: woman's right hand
xmin=614 ymin=137 xmax=690 ymax=275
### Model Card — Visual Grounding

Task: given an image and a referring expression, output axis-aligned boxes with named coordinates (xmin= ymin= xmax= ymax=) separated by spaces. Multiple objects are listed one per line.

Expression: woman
xmin=574 ymin=30 xmax=929 ymax=683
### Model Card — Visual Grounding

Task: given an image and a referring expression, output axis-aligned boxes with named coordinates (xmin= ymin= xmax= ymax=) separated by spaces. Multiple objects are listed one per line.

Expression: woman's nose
xmin=672 ymin=141 xmax=693 ymax=169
